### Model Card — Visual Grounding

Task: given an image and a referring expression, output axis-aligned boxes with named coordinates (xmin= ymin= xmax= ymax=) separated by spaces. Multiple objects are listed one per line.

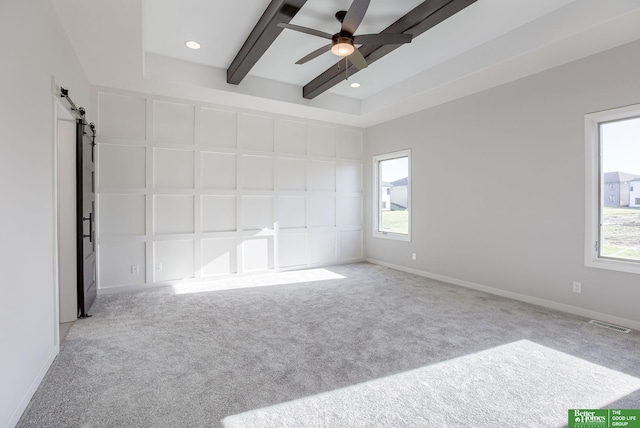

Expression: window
xmin=585 ymin=105 xmax=640 ymax=274
xmin=373 ymin=150 xmax=410 ymax=241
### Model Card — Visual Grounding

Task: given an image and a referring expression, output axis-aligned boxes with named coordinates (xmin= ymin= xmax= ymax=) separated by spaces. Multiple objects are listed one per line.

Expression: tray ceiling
xmin=53 ymin=0 xmax=640 ymax=126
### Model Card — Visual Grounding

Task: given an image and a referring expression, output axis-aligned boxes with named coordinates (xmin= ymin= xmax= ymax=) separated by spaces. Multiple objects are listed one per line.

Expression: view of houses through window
xmin=374 ymin=150 xmax=410 ymax=240
xmin=600 ymin=116 xmax=640 ymax=262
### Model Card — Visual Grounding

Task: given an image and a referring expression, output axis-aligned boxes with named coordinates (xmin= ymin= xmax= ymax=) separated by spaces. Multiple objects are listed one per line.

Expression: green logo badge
xmin=569 ymin=410 xmax=640 ymax=428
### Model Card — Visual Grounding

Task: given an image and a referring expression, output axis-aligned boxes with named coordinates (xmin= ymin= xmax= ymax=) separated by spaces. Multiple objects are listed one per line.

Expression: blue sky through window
xmin=601 ymin=117 xmax=640 ymax=175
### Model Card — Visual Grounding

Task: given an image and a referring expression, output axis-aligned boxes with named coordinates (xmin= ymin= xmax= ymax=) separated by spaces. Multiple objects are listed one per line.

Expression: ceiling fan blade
xmin=342 ymin=0 xmax=370 ymax=35
xmin=278 ymin=23 xmax=333 ymax=40
xmin=353 ymin=33 xmax=412 ymax=45
xmin=296 ymin=44 xmax=332 ymax=64
xmin=347 ymin=48 xmax=368 ymax=70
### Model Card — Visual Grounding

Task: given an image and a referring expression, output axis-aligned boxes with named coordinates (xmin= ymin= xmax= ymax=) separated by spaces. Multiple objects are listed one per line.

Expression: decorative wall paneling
xmin=95 ymin=90 xmax=363 ymax=291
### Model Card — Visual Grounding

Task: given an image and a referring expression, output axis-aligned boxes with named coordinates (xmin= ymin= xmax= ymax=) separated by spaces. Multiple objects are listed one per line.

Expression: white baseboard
xmin=6 ymin=345 xmax=59 ymax=428
xmin=366 ymin=258 xmax=640 ymax=331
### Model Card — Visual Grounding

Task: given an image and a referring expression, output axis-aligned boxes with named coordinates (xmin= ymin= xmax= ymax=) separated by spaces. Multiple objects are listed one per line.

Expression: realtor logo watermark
xmin=569 ymin=410 xmax=640 ymax=428
xmin=571 ymin=410 xmax=607 ymax=427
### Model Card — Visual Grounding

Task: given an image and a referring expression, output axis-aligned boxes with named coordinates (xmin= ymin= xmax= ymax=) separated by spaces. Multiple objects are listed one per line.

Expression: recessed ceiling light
xmin=350 ymin=82 xmax=361 ymax=88
xmin=185 ymin=41 xmax=201 ymax=50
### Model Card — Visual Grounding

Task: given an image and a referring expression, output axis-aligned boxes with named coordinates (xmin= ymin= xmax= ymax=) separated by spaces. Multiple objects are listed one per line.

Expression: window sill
xmin=585 ymin=257 xmax=640 ymax=275
xmin=373 ymin=231 xmax=411 ymax=242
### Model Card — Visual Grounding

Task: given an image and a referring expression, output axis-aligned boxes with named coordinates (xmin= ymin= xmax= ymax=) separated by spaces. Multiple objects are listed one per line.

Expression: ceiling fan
xmin=278 ymin=0 xmax=413 ymax=70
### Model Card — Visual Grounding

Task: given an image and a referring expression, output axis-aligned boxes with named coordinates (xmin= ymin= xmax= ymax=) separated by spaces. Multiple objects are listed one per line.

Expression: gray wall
xmin=0 ymin=0 xmax=90 ymax=425
xmin=364 ymin=39 xmax=640 ymax=326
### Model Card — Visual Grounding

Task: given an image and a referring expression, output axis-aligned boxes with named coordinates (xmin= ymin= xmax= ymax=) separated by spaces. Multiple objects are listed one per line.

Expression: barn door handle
xmin=82 ymin=213 xmax=93 ymax=242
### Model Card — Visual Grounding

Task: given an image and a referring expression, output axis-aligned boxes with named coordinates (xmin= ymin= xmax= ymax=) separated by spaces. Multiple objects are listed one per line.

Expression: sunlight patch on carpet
xmin=170 ymin=268 xmax=346 ymax=295
xmin=222 ymin=340 xmax=640 ymax=428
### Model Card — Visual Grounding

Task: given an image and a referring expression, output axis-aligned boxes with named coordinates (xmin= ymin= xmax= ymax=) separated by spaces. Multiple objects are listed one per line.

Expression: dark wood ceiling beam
xmin=302 ymin=0 xmax=477 ymax=99
xmin=227 ymin=0 xmax=307 ymax=85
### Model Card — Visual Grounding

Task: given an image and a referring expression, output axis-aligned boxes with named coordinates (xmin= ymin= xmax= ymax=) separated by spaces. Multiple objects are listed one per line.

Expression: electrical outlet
xmin=130 ymin=264 xmax=140 ymax=274
xmin=412 ymin=253 xmax=417 ymax=261
xmin=155 ymin=262 xmax=163 ymax=272
xmin=572 ymin=281 xmax=582 ymax=293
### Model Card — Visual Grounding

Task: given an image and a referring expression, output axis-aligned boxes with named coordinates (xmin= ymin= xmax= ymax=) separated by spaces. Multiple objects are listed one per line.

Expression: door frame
xmin=52 ymin=78 xmax=77 ymax=349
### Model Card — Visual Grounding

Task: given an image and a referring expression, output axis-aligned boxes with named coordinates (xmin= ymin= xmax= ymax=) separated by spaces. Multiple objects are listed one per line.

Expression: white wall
xmin=94 ymin=89 xmax=363 ymax=291
xmin=365 ymin=39 xmax=640 ymax=328
xmin=0 ymin=0 xmax=90 ymax=426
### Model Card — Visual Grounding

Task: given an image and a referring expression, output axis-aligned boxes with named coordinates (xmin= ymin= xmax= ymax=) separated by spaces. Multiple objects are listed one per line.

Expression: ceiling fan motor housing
xmin=333 ymin=34 xmax=354 ymax=44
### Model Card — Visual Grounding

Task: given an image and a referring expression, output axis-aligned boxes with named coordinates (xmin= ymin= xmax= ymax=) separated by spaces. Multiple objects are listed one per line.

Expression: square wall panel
xmin=275 ymin=119 xmax=306 ymax=154
xmin=98 ymin=92 xmax=146 ymax=140
xmin=201 ymin=238 xmax=237 ymax=276
xmin=336 ymin=196 xmax=362 ymax=227
xmin=308 ymin=124 xmax=336 ymax=157
xmin=242 ymin=196 xmax=273 ymax=231
xmin=340 ymin=230 xmax=362 ymax=260
xmin=310 ymin=229 xmax=336 ymax=264
xmin=154 ymin=148 xmax=194 ymax=189
xmin=154 ymin=240 xmax=195 ymax=281
xmin=309 ymin=161 xmax=335 ymax=192
xmin=242 ymin=155 xmax=273 ymax=190
xmin=309 ymin=195 xmax=335 ymax=227
xmin=98 ymin=145 xmax=145 ymax=189
xmin=337 ymin=163 xmax=362 ymax=193
xmin=238 ymin=113 xmax=274 ymax=151
xmin=277 ymin=158 xmax=306 ymax=191
xmin=99 ymin=194 xmax=146 ymax=236
xmin=153 ymin=101 xmax=195 ymax=144
xmin=201 ymin=152 xmax=236 ymax=190
xmin=338 ymin=129 xmax=363 ymax=159
xmin=201 ymin=196 xmax=236 ymax=232
xmin=242 ymin=238 xmax=273 ymax=272
xmin=99 ymin=242 xmax=146 ymax=288
xmin=201 ymin=108 xmax=236 ymax=148
xmin=154 ymin=195 xmax=194 ymax=234
xmin=279 ymin=232 xmax=307 ymax=268
xmin=278 ymin=196 xmax=306 ymax=229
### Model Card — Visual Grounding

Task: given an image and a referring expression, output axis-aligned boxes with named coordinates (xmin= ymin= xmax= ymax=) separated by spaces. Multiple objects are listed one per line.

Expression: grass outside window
xmin=381 ymin=210 xmax=409 ymax=235
xmin=601 ymin=207 xmax=640 ymax=260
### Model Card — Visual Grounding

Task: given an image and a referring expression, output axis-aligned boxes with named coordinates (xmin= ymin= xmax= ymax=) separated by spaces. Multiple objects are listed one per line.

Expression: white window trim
xmin=372 ymin=149 xmax=411 ymax=242
xmin=584 ymin=103 xmax=640 ymax=275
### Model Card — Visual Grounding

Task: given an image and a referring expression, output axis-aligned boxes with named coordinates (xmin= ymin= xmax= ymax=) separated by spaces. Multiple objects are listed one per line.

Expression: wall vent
xmin=588 ymin=320 xmax=631 ymax=334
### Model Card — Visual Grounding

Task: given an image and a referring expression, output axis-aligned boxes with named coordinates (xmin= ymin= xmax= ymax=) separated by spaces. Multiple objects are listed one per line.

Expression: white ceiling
xmin=53 ymin=0 xmax=640 ymax=127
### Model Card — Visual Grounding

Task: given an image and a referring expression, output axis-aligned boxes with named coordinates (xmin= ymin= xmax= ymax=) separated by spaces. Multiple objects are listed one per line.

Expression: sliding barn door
xmin=77 ymin=119 xmax=96 ymax=317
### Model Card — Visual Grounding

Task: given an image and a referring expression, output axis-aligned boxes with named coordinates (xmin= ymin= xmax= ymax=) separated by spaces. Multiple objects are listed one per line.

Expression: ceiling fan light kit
xmin=331 ymin=37 xmax=355 ymax=57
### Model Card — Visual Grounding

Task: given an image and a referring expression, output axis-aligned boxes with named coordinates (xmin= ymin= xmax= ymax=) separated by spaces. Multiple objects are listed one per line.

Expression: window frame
xmin=372 ymin=149 xmax=411 ymax=242
xmin=585 ymin=104 xmax=640 ymax=274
